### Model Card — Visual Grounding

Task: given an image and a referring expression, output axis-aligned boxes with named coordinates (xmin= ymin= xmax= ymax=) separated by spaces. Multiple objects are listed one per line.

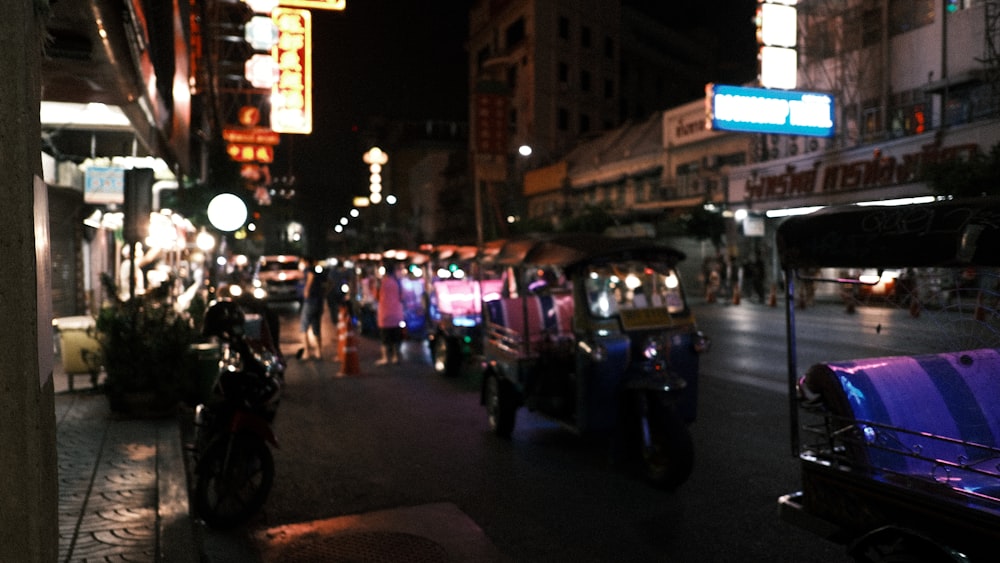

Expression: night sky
xmin=276 ymin=1 xmax=758 ymax=241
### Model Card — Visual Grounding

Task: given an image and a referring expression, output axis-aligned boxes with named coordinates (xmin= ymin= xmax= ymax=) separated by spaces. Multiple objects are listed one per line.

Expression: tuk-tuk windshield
xmin=585 ymin=262 xmax=686 ymax=318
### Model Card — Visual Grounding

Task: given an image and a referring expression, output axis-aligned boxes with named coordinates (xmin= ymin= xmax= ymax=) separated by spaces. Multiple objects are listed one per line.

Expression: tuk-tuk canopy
xmin=486 ymin=233 xmax=686 ymax=269
xmin=777 ymin=197 xmax=1000 ymax=270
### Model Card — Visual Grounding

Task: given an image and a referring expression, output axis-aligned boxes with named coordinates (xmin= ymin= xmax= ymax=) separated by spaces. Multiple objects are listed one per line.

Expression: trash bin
xmin=185 ymin=342 xmax=221 ymax=405
xmin=53 ymin=316 xmax=102 ymax=391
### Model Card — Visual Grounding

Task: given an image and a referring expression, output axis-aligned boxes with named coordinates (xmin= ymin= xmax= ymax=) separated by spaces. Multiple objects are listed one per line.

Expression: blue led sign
xmin=706 ymin=84 xmax=835 ymax=138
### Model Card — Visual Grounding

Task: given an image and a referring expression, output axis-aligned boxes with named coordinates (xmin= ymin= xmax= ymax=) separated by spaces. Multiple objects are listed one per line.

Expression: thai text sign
xmin=271 ymin=8 xmax=312 ymax=134
xmin=741 ymin=143 xmax=978 ymax=202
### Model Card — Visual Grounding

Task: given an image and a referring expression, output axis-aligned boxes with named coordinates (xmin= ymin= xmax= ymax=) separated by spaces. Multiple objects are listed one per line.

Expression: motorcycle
xmin=192 ymin=300 xmax=283 ymax=528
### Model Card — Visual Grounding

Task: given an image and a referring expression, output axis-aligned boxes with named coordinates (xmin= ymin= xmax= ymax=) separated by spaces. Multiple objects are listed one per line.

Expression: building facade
xmin=519 ymin=0 xmax=1000 ymax=286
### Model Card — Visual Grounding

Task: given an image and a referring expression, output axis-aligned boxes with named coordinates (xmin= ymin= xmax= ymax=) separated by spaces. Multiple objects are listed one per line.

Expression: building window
xmin=861 ymin=7 xmax=882 ymax=46
xmin=604 ymin=78 xmax=614 ymax=99
xmin=579 ymin=113 xmax=591 ymax=134
xmin=804 ymin=17 xmax=836 ymax=59
xmin=477 ymin=46 xmax=491 ymax=70
xmin=604 ymin=36 xmax=614 ymax=58
xmin=558 ymin=107 xmax=569 ymax=131
xmin=862 ymin=105 xmax=883 ymax=139
xmin=506 ymin=17 xmax=526 ymax=49
xmin=842 ymin=7 xmax=883 ymax=50
xmin=580 ymin=70 xmax=591 ymax=92
xmin=506 ymin=65 xmax=517 ymax=89
xmin=890 ymin=0 xmax=934 ymax=36
xmin=581 ymin=25 xmax=591 ymax=48
xmin=559 ymin=16 xmax=570 ymax=40
xmin=558 ymin=62 xmax=569 ymax=83
xmin=635 ymin=182 xmax=647 ymax=203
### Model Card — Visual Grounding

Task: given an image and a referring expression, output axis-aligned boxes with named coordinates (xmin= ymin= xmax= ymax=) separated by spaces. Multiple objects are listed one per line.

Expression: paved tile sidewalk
xmin=54 ymin=386 xmax=196 ymax=563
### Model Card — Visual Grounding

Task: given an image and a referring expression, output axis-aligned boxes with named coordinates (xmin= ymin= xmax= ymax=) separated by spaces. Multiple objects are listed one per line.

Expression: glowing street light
xmin=206 ymin=193 xmax=248 ymax=232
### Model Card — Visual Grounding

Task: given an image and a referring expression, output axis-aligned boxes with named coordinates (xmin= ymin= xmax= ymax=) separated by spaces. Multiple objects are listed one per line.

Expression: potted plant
xmin=95 ymin=295 xmax=199 ymax=416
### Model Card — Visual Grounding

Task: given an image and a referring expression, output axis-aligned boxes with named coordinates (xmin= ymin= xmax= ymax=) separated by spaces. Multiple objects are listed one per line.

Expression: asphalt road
xmin=228 ymin=301 xmax=861 ymax=562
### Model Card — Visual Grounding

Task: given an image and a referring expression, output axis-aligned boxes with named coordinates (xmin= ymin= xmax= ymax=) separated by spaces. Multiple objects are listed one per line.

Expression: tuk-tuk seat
xmin=486 ymin=294 xmax=574 ymax=353
xmin=802 ymin=348 xmax=1000 ymax=493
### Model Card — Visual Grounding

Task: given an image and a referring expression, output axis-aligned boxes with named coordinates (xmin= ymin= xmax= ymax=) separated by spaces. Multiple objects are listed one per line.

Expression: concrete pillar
xmin=0 ymin=2 xmax=58 ymax=561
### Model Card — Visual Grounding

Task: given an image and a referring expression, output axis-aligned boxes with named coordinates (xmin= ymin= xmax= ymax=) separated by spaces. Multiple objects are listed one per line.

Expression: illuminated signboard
xmin=227 ymin=143 xmax=275 ymax=163
xmin=706 ymin=84 xmax=834 ymax=138
xmin=756 ymin=0 xmax=798 ymax=89
xmin=279 ymin=0 xmax=345 ymax=10
xmin=84 ymin=167 xmax=126 ymax=204
xmin=270 ymin=8 xmax=312 ymax=134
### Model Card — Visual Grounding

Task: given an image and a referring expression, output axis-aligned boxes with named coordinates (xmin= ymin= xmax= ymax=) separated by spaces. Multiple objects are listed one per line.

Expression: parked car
xmin=254 ymin=255 xmax=303 ymax=302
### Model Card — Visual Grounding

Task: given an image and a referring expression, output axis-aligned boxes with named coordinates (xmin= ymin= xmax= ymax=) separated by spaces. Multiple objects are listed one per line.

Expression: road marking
xmin=711 ymin=372 xmax=789 ymax=394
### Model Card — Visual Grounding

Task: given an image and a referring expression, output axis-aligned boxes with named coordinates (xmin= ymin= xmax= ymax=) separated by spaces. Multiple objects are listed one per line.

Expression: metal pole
xmin=784 ymin=268 xmax=799 ymax=457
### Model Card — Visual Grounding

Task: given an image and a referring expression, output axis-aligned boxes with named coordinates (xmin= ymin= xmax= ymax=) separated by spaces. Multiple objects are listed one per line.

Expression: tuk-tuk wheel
xmin=486 ymin=374 xmax=516 ymax=439
xmin=638 ymin=395 xmax=694 ymax=490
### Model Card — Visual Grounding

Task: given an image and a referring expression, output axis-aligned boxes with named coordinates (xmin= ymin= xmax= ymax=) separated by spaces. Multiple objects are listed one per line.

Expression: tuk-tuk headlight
xmin=253 ymin=287 xmax=268 ymax=299
xmin=642 ymin=337 xmax=670 ymax=363
xmin=642 ymin=337 xmax=665 ymax=361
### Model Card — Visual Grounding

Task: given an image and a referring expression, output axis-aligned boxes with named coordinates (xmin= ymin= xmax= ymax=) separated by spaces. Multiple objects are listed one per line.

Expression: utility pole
xmin=0 ymin=1 xmax=58 ymax=561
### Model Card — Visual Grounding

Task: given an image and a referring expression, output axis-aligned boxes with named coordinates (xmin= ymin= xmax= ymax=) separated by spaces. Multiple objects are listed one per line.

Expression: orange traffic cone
xmin=768 ymin=285 xmax=777 ymax=307
xmin=336 ymin=307 xmax=348 ymax=363
xmin=338 ymin=323 xmax=360 ymax=376
xmin=732 ymin=285 xmax=741 ymax=305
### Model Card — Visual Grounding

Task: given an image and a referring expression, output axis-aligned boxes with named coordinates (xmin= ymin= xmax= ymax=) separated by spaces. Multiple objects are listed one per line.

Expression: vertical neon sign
xmin=270 ymin=7 xmax=312 ymax=134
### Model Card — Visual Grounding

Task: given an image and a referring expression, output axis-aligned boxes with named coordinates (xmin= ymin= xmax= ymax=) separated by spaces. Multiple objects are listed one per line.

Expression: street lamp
xmin=206 ymin=193 xmax=248 ymax=232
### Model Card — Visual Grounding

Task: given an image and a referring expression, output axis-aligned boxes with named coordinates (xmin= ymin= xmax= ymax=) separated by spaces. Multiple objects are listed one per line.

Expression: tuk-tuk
xmin=776 ymin=198 xmax=1000 ymax=562
xmin=427 ymin=276 xmax=503 ymax=377
xmin=423 ymin=242 xmax=498 ymax=377
xmin=479 ymin=234 xmax=709 ymax=489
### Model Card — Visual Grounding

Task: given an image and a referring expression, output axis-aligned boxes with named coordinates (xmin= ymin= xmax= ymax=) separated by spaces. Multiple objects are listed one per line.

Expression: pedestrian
xmin=747 ymin=252 xmax=766 ymax=303
xmin=297 ymin=257 xmax=328 ymax=360
xmin=376 ymin=261 xmax=406 ymax=365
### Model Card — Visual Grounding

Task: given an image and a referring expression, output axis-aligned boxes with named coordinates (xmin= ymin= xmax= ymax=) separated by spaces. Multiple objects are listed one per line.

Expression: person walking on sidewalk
xmin=297 ymin=257 xmax=329 ymax=360
xmin=376 ymin=262 xmax=405 ymax=365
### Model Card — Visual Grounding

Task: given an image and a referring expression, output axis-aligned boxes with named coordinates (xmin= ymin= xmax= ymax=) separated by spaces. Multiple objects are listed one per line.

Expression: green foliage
xmin=558 ymin=205 xmax=617 ymax=234
xmin=678 ymin=205 xmax=726 ymax=250
xmin=924 ymin=143 xmax=1000 ymax=198
xmin=95 ymin=298 xmax=198 ymax=413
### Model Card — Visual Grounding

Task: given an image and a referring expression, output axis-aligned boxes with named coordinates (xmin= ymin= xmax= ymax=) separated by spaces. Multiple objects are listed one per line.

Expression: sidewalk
xmin=54 ymin=305 xmax=503 ymax=562
xmin=54 ymin=367 xmax=196 ymax=562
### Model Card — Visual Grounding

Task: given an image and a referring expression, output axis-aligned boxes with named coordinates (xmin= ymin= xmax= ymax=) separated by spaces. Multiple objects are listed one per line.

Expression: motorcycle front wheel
xmin=194 ymin=432 xmax=275 ymax=528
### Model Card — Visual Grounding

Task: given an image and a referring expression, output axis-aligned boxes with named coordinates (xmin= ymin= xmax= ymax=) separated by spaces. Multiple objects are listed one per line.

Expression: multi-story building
xmin=518 ymin=1 xmax=1000 ymax=290
xmin=466 ymin=0 xmax=733 ymax=239
xmin=724 ymin=0 xmax=1000 ymax=265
